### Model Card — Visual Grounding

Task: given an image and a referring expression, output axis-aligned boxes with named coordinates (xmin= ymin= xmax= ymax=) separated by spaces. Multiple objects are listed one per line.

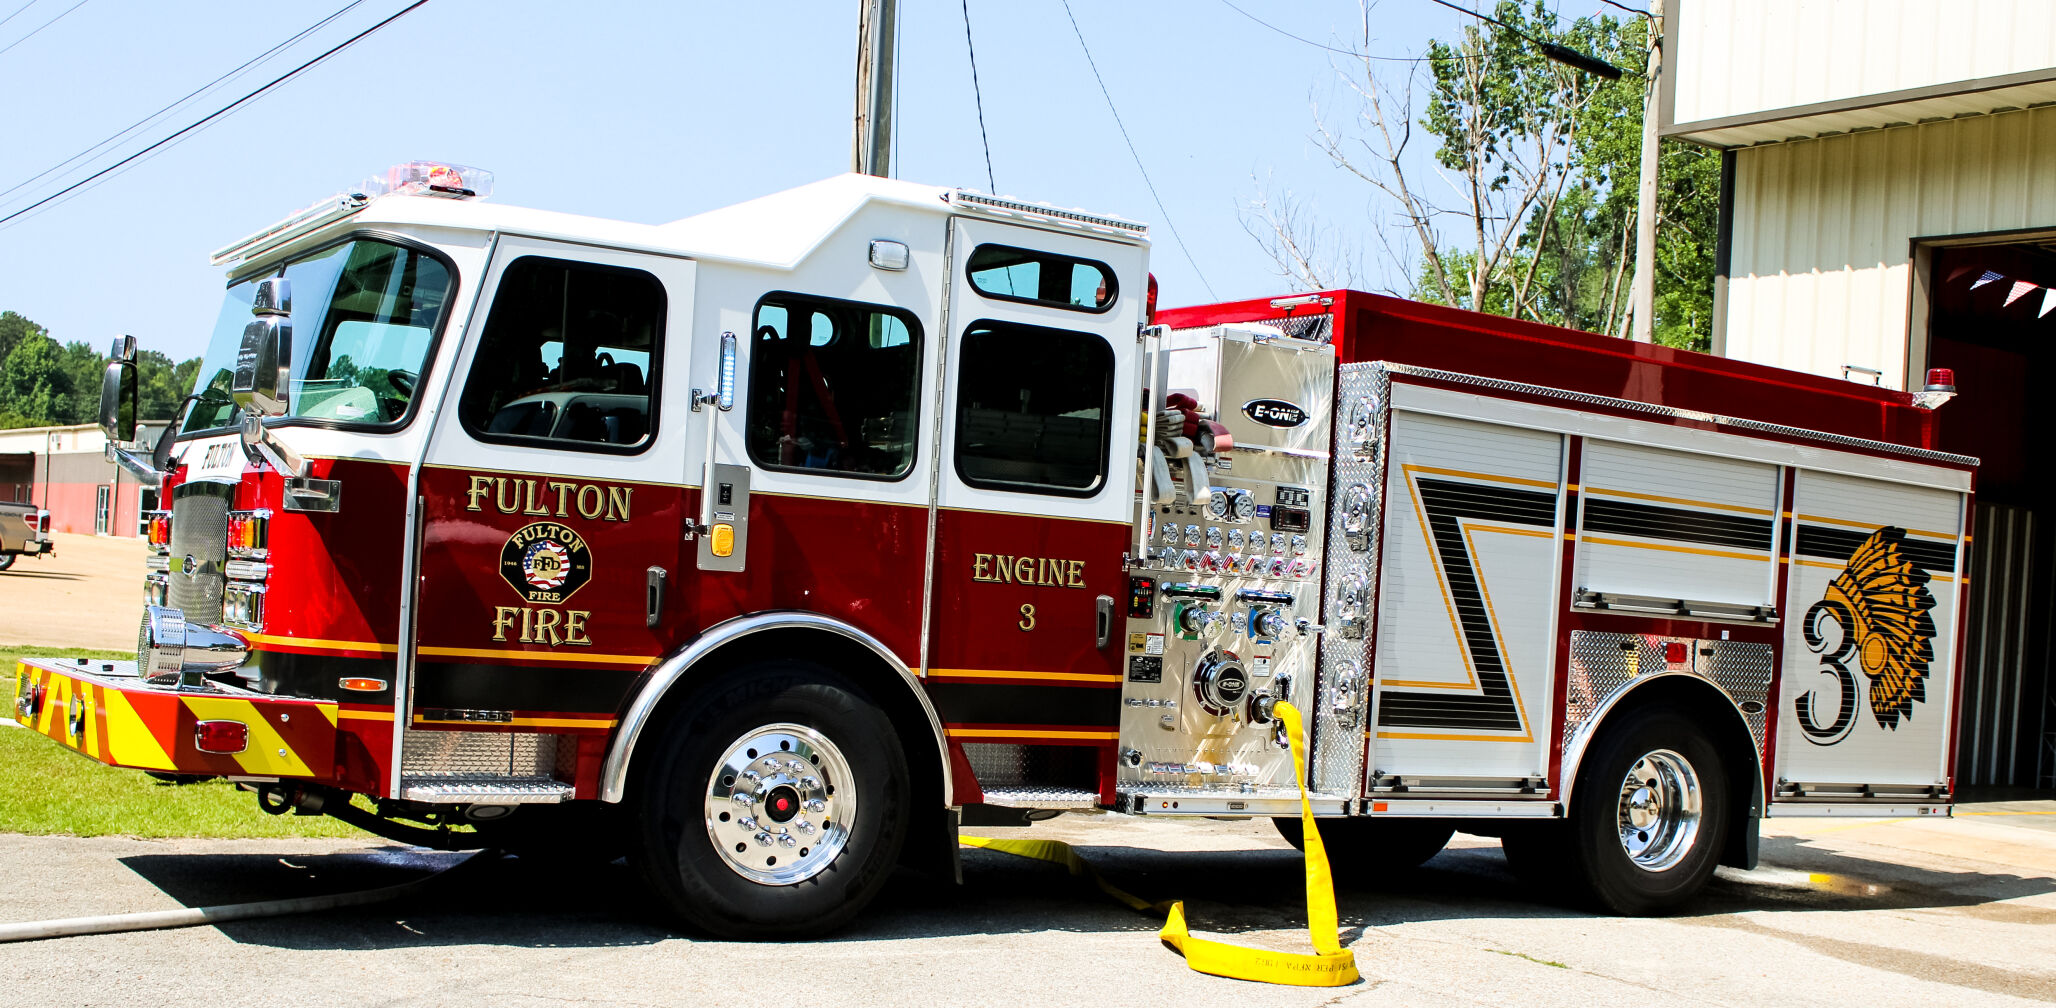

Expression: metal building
xmin=1665 ymin=0 xmax=2056 ymax=789
xmin=0 ymin=423 xmax=165 ymax=538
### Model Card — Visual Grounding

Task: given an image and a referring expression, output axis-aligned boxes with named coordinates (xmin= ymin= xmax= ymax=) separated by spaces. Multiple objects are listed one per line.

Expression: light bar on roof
xmin=949 ymin=191 xmax=1148 ymax=239
xmin=210 ymin=160 xmax=494 ymax=268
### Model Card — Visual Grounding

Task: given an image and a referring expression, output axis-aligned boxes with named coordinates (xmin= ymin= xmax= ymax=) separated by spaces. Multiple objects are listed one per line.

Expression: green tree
xmin=1249 ymin=2 xmax=1718 ymax=350
xmin=0 ymin=310 xmax=203 ymax=429
xmin=0 ymin=333 xmax=66 ymax=427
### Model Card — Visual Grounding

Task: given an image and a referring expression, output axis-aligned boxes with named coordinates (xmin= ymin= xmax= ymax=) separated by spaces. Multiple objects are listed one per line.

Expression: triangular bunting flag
xmin=2041 ymin=287 xmax=2056 ymax=318
xmin=2005 ymin=280 xmax=2038 ymax=307
xmin=1970 ymin=269 xmax=2003 ymax=289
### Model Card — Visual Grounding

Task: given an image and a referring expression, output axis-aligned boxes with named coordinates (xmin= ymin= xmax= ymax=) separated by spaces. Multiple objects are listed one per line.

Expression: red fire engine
xmin=14 ymin=164 xmax=1973 ymax=937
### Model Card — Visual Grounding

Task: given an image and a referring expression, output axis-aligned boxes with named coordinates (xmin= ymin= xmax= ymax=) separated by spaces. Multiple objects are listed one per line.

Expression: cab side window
xmin=745 ymin=292 xmax=922 ymax=480
xmin=459 ymin=257 xmax=665 ymax=453
xmin=954 ymin=320 xmax=1112 ymax=496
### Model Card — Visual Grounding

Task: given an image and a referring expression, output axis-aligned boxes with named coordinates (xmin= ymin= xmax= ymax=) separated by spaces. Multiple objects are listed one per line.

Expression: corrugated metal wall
xmin=1673 ymin=0 xmax=2056 ymax=126
xmin=1956 ymin=504 xmax=2052 ymax=788
xmin=1724 ymin=105 xmax=2056 ymax=388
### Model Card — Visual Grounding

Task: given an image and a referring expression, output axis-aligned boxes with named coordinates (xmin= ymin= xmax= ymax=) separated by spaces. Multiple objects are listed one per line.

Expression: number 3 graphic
xmin=1018 ymin=604 xmax=1036 ymax=631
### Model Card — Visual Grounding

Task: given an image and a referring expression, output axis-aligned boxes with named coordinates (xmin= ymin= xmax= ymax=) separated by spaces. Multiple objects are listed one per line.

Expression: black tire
xmin=632 ymin=660 xmax=909 ymax=938
xmin=1273 ymin=815 xmax=1455 ymax=882
xmin=0 ymin=553 xmax=15 ymax=571
xmin=1554 ymin=704 xmax=1730 ymax=914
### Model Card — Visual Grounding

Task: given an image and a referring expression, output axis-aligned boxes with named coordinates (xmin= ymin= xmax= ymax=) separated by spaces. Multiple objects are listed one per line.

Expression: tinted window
xmin=459 ymin=257 xmax=664 ymax=452
xmin=954 ymin=321 xmax=1112 ymax=496
xmin=966 ymin=244 xmax=1117 ymax=312
xmin=745 ymin=293 xmax=922 ymax=480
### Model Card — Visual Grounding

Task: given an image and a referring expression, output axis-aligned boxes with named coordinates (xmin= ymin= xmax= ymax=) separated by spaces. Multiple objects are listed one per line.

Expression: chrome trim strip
xmin=1764 ymin=802 xmax=1952 ymax=818
xmin=1379 ymin=362 xmax=1979 ymax=467
xmin=600 ymin=611 xmax=952 ymax=806
xmin=1362 ymin=800 xmax=1561 ymax=818
xmin=392 ymin=231 xmax=496 ymax=796
xmin=947 ymin=191 xmax=1148 ymax=238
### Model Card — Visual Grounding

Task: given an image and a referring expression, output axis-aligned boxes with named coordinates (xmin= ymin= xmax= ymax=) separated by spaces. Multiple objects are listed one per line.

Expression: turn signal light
xmin=226 ymin=510 xmax=270 ymax=557
xmin=1663 ymin=641 xmax=1689 ymax=665
xmin=338 ymin=677 xmax=388 ymax=693
xmin=145 ymin=511 xmax=171 ymax=548
xmin=193 ymin=720 xmax=249 ymax=754
xmin=711 ymin=523 xmax=735 ymax=557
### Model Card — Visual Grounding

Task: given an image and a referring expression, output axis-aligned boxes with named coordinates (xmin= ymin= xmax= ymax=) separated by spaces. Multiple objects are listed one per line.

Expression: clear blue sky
xmin=0 ymin=0 xmax=1615 ymax=363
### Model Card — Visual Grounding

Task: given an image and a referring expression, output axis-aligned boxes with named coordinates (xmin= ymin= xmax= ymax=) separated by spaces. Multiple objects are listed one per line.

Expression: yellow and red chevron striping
xmin=13 ymin=659 xmax=338 ymax=779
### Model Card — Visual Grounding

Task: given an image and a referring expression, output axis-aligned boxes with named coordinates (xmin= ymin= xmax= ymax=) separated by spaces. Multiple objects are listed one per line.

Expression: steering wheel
xmin=387 ymin=369 xmax=418 ymax=397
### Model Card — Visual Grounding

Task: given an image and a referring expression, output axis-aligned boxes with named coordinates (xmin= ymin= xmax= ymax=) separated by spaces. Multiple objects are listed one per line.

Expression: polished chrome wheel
xmin=703 ymin=722 xmax=854 ymax=885
xmin=1615 ymin=749 xmax=1702 ymax=871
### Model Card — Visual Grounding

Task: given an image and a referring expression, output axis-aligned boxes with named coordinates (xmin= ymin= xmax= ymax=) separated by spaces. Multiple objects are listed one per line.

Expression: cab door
xmin=923 ymin=216 xmax=1146 ymax=802
xmin=410 ymin=239 xmax=693 ymax=758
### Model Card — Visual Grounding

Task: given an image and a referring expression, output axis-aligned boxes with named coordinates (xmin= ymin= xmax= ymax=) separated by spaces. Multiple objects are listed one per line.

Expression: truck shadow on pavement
xmin=0 ymin=571 xmax=83 ymax=582
xmin=110 ymin=832 xmax=2056 ymax=951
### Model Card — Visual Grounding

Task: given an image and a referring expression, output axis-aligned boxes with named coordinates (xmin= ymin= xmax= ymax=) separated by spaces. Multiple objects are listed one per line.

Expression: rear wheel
xmin=0 ymin=553 xmax=15 ymax=571
xmin=632 ymin=660 xmax=909 ymax=938
xmin=1531 ymin=705 xmax=1730 ymax=914
xmin=1272 ymin=816 xmax=1455 ymax=882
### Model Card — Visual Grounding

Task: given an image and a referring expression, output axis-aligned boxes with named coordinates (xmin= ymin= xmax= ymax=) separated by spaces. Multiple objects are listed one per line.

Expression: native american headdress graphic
xmin=1819 ymin=527 xmax=1939 ymax=729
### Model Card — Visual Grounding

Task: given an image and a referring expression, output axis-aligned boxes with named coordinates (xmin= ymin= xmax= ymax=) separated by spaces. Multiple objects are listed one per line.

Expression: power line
xmin=0 ymin=0 xmax=429 ymax=231
xmin=0 ymin=0 xmax=89 ymax=59
xmin=0 ymin=1 xmax=39 ymax=33
xmin=0 ymin=0 xmax=370 ymax=208
xmin=960 ymin=0 xmax=995 ymax=193
xmin=1059 ymin=0 xmax=1215 ymax=298
xmin=1596 ymin=0 xmax=1649 ymax=16
xmin=1218 ymin=0 xmax=1474 ymax=64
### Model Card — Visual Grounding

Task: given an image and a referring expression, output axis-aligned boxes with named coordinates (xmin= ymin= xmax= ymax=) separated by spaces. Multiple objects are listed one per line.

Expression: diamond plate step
xmin=976 ymin=787 xmax=1100 ymax=809
xmin=399 ymin=774 xmax=572 ymax=804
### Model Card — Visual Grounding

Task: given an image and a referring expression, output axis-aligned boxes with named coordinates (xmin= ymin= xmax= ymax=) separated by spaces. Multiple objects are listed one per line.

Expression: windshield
xmin=184 ymin=239 xmax=453 ymax=433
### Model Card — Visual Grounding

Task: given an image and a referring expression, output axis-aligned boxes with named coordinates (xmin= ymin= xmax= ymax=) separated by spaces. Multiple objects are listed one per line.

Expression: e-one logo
xmin=1242 ymin=398 xmax=1309 ymax=428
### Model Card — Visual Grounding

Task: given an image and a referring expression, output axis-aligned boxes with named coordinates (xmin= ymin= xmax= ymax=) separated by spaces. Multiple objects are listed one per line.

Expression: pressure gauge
xmin=1205 ymin=526 xmax=1224 ymax=548
xmin=1184 ymin=524 xmax=1202 ymax=547
xmin=1206 ymin=490 xmax=1231 ymax=521
xmin=1291 ymin=534 xmax=1308 ymax=555
xmin=1227 ymin=528 xmax=1246 ymax=550
xmin=1231 ymin=490 xmax=1257 ymax=522
xmin=1159 ymin=520 xmax=1180 ymax=543
xmin=1270 ymin=532 xmax=1288 ymax=554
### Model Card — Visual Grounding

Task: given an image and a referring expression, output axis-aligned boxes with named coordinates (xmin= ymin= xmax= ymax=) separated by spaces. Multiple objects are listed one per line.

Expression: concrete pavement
xmin=1 ymin=803 xmax=2051 ymax=1007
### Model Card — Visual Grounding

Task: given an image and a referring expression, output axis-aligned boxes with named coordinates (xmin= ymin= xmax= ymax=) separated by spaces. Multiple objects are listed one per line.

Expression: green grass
xmin=8 ymin=645 xmax=131 ymax=662
xmin=3 ymin=648 xmax=369 ymax=839
xmin=1489 ymin=949 xmax=1569 ymax=969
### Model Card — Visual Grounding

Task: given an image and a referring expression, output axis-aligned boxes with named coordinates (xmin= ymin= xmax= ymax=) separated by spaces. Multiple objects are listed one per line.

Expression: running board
xmin=1121 ymin=790 xmax=1352 ymax=817
xmin=977 ymin=787 xmax=1100 ymax=810
xmin=399 ymin=775 xmax=572 ymax=804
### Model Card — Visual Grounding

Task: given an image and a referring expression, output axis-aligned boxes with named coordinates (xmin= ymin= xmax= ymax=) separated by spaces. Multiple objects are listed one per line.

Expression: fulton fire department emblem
xmin=499 ymin=521 xmax=593 ymax=604
xmin=1797 ymin=526 xmax=1939 ymax=745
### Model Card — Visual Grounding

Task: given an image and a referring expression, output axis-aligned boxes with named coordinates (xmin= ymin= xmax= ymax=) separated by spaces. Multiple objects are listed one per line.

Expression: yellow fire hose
xmin=963 ymin=702 xmax=1359 ymax=987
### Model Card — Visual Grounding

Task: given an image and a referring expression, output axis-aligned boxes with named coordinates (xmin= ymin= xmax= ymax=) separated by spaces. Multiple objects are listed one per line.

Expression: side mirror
xmin=232 ymin=278 xmax=292 ymax=417
xmin=99 ymin=335 xmax=138 ymax=443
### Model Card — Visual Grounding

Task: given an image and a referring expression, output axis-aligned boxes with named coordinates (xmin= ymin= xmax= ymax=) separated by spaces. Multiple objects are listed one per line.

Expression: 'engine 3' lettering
xmin=465 ymin=476 xmax=633 ymax=521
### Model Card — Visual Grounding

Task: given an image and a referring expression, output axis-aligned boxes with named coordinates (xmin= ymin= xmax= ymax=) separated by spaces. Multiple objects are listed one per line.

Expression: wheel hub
xmin=1614 ymin=749 xmax=1702 ymax=871
xmin=704 ymin=723 xmax=853 ymax=885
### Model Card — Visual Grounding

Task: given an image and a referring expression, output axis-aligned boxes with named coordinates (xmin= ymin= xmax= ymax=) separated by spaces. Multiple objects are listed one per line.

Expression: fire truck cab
xmin=18 ymin=165 xmax=1973 ymax=938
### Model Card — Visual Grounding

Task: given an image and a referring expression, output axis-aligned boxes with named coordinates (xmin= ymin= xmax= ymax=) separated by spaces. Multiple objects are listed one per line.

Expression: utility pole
xmin=853 ymin=0 xmax=898 ymax=177
xmin=1628 ymin=0 xmax=1663 ymax=342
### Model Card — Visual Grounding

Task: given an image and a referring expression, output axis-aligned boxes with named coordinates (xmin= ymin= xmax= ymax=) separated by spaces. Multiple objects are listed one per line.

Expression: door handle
xmin=1095 ymin=594 xmax=1116 ymax=649
xmin=646 ymin=566 xmax=667 ymax=628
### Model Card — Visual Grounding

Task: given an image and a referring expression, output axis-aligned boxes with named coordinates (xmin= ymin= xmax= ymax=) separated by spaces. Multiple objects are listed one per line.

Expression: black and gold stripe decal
xmin=1578 ymin=497 xmax=1774 ymax=551
xmin=1793 ymin=524 xmax=1957 ymax=573
xmin=1378 ymin=478 xmax=1555 ymax=733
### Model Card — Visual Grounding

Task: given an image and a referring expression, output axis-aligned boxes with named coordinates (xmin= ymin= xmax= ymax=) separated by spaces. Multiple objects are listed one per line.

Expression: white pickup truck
xmin=0 ymin=501 xmax=52 ymax=571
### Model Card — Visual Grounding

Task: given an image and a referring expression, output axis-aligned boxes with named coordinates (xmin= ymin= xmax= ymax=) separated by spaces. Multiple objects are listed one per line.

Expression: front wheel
xmin=1553 ymin=705 xmax=1730 ymax=914
xmin=632 ymin=660 xmax=909 ymax=938
xmin=0 ymin=553 xmax=15 ymax=571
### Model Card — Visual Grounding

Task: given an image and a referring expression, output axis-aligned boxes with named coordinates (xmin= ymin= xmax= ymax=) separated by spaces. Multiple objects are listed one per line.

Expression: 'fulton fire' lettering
xmin=970 ymin=554 xmax=1087 ymax=588
xmin=466 ymin=476 xmax=632 ymax=521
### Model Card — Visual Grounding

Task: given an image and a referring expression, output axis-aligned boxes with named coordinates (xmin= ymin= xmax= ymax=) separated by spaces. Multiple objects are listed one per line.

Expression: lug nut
xmin=805 ymin=798 xmax=826 ymax=813
xmin=732 ymin=792 xmax=755 ymax=805
xmin=797 ymin=820 xmax=816 ymax=835
xmin=799 ymin=776 xmax=820 ymax=790
xmin=754 ymin=832 xmax=773 ymax=847
xmin=739 ymin=816 xmax=760 ymax=831
xmin=779 ymin=834 xmax=798 ymax=849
